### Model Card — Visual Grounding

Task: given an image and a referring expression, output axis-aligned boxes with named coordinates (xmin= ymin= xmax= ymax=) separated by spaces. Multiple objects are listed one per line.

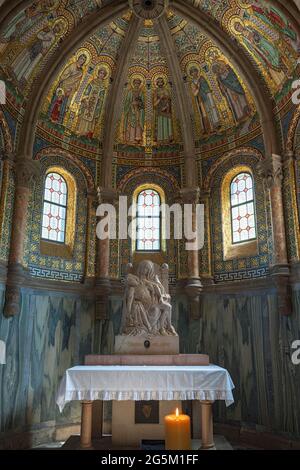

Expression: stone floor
xmin=32 ymin=435 xmax=232 ymax=451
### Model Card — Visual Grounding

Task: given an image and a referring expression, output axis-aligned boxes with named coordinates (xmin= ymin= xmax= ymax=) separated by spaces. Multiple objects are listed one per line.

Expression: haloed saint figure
xmin=153 ymin=77 xmax=174 ymax=144
xmin=123 ymin=78 xmax=145 ymax=145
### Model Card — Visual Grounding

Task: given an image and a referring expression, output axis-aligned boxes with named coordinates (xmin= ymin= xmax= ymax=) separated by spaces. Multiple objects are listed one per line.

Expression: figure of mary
xmin=121 ymin=261 xmax=177 ymax=337
xmin=76 ymin=67 xmax=108 ymax=139
xmin=212 ymin=61 xmax=250 ymax=124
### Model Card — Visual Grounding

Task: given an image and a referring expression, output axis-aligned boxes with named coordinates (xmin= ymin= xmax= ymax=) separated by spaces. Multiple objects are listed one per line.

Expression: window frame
xmin=135 ymin=187 xmax=162 ymax=253
xmin=221 ymin=165 xmax=258 ymax=261
xmin=41 ymin=171 xmax=68 ymax=245
xmin=40 ymin=166 xmax=77 ymax=259
xmin=229 ymin=171 xmax=257 ymax=246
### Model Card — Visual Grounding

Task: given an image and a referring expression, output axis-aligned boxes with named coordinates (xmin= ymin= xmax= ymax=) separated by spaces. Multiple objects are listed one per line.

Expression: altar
xmin=56 ymin=362 xmax=235 ymax=450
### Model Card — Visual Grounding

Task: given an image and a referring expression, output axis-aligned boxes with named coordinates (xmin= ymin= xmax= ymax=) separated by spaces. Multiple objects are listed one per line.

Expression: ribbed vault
xmin=0 ymin=0 xmax=299 ymax=181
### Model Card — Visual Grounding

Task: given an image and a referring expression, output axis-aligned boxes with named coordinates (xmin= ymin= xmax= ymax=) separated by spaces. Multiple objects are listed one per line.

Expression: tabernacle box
xmin=84 ymin=354 xmax=210 ymax=366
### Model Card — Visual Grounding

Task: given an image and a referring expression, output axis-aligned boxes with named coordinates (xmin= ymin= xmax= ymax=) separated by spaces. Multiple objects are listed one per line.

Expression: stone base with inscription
xmin=114 ymin=335 xmax=180 ymax=355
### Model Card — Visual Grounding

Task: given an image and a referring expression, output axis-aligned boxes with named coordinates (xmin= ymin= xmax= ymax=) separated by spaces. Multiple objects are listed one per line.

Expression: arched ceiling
xmin=0 ymin=0 xmax=298 ymax=154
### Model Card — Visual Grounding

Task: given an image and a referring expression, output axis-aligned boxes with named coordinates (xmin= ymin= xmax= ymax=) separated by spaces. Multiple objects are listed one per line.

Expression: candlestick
xmin=164 ymin=408 xmax=192 ymax=450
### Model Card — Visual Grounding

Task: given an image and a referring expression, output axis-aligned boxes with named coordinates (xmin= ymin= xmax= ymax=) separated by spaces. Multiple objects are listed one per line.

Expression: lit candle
xmin=164 ymin=408 xmax=192 ymax=450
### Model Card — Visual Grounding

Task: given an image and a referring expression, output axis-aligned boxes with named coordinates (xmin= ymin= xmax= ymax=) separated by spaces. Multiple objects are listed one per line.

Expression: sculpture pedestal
xmin=112 ymin=335 xmax=180 ymax=447
xmin=114 ymin=335 xmax=179 ymax=355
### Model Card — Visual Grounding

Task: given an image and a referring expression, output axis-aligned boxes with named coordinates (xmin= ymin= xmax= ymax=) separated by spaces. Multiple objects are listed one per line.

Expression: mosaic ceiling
xmin=0 ymin=0 xmax=298 ymax=152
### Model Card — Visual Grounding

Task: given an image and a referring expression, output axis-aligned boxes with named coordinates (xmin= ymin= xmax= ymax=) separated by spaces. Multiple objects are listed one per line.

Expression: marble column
xmin=80 ymin=401 xmax=93 ymax=449
xmin=95 ymin=187 xmax=118 ymax=326
xmin=258 ymin=154 xmax=291 ymax=315
xmin=181 ymin=187 xmax=203 ymax=320
xmin=200 ymin=401 xmax=215 ymax=450
xmin=3 ymin=158 xmax=40 ymax=318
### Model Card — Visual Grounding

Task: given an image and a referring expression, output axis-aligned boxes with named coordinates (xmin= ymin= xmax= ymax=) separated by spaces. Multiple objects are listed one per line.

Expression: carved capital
xmin=257 ymin=154 xmax=283 ymax=189
xmin=15 ymin=159 xmax=41 ymax=189
xmin=180 ymin=187 xmax=200 ymax=205
xmin=97 ymin=186 xmax=119 ymax=205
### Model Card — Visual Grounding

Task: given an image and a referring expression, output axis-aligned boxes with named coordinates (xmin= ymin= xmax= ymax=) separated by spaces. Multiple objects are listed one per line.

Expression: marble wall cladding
xmin=0 ymin=286 xmax=94 ymax=436
xmin=1 ymin=285 xmax=300 ymax=441
xmin=189 ymin=290 xmax=300 ymax=437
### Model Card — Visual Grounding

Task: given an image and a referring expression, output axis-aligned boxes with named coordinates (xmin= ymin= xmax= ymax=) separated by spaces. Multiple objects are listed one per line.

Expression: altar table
xmin=56 ymin=364 xmax=235 ymax=449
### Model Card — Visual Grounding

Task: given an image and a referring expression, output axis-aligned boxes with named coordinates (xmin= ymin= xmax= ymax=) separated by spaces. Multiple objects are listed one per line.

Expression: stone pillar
xmin=80 ymin=401 xmax=93 ymax=449
xmin=95 ymin=187 xmax=118 ymax=329
xmin=258 ymin=154 xmax=291 ymax=316
xmin=3 ymin=159 xmax=40 ymax=318
xmin=180 ymin=187 xmax=203 ymax=320
xmin=200 ymin=401 xmax=215 ymax=450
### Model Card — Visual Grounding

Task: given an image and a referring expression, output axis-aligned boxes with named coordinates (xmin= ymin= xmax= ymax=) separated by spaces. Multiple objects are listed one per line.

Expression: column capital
xmin=257 ymin=154 xmax=283 ymax=189
xmin=14 ymin=159 xmax=41 ymax=188
xmin=180 ymin=187 xmax=200 ymax=204
xmin=97 ymin=186 xmax=119 ymax=205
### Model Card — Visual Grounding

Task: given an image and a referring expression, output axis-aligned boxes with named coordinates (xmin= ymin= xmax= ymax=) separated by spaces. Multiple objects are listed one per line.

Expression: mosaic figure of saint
xmin=0 ymin=0 xmax=58 ymax=45
xmin=241 ymin=0 xmax=298 ymax=47
xmin=67 ymin=0 xmax=102 ymax=20
xmin=51 ymin=54 xmax=88 ymax=125
xmin=153 ymin=77 xmax=174 ymax=144
xmin=11 ymin=22 xmax=64 ymax=84
xmin=123 ymin=78 xmax=145 ymax=145
xmin=233 ymin=21 xmax=287 ymax=87
xmin=76 ymin=67 xmax=108 ymax=139
xmin=212 ymin=61 xmax=251 ymax=124
xmin=239 ymin=1 xmax=298 ymax=78
xmin=189 ymin=66 xmax=221 ymax=134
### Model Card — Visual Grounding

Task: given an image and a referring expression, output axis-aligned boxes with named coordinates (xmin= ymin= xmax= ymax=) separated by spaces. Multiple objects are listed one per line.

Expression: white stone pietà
xmin=120 ymin=260 xmax=178 ymax=337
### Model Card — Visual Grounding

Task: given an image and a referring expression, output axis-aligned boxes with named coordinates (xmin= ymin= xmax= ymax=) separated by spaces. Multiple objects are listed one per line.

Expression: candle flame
xmin=175 ymin=408 xmax=179 ymax=417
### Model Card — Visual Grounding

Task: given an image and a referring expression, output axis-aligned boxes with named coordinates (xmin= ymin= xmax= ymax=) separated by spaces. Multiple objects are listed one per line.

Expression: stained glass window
xmin=41 ymin=172 xmax=68 ymax=243
xmin=136 ymin=188 xmax=161 ymax=251
xmin=230 ymin=172 xmax=257 ymax=244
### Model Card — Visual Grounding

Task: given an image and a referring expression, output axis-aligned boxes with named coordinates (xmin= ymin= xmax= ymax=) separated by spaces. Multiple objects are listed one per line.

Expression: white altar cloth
xmin=56 ymin=365 xmax=235 ymax=412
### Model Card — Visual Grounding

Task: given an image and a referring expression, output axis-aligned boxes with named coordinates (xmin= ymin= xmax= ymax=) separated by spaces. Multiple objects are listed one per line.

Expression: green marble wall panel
xmin=0 ymin=287 xmax=94 ymax=435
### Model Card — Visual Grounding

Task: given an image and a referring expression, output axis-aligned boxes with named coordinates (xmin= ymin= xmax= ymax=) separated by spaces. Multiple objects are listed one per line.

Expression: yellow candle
xmin=164 ymin=408 xmax=192 ymax=450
